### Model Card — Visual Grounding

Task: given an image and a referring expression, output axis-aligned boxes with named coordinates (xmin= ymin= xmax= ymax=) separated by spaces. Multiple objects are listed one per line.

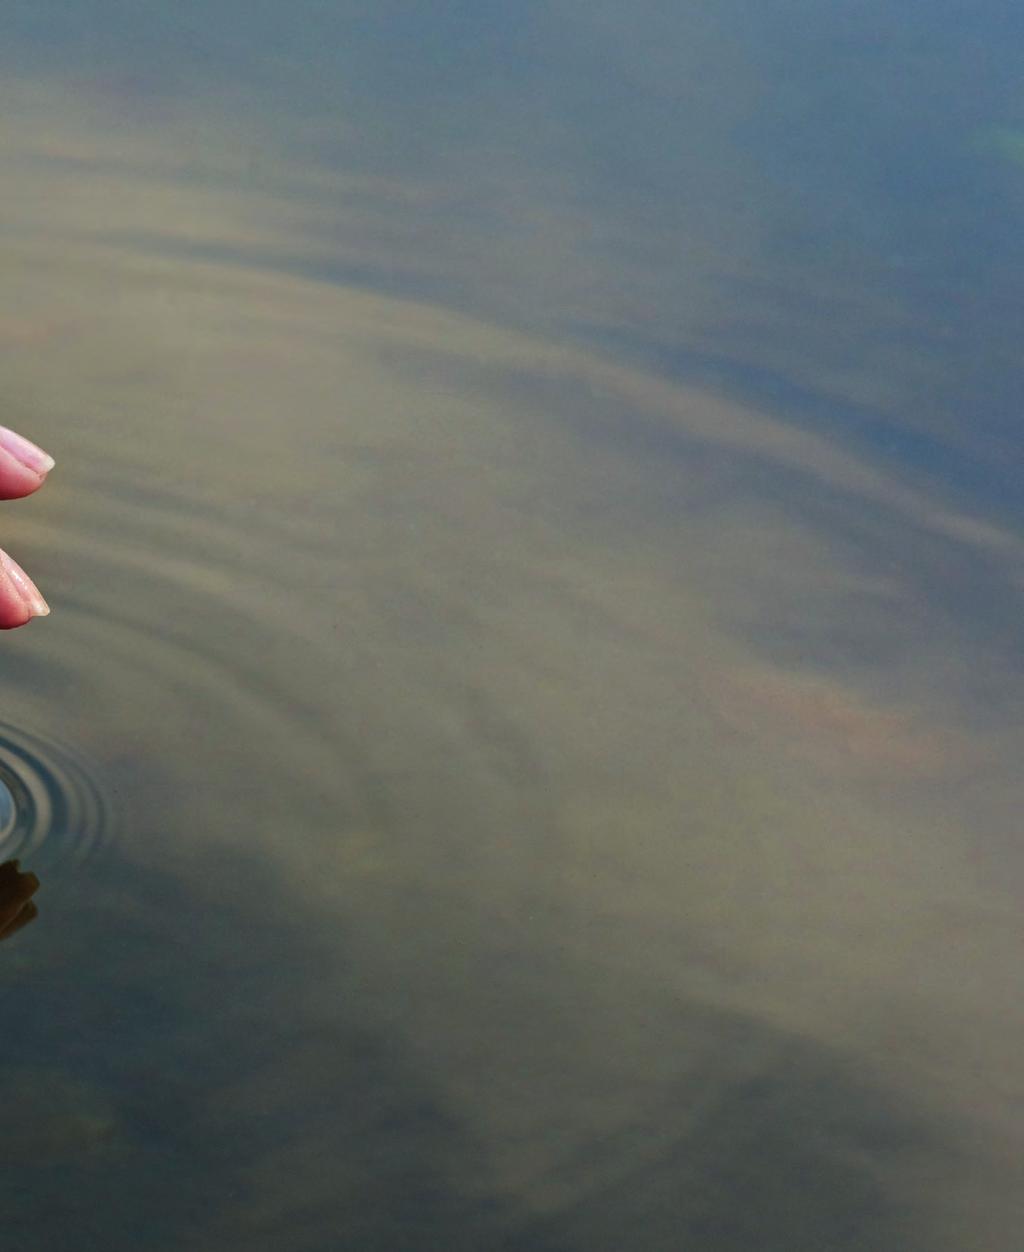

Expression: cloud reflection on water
xmin=0 ymin=72 xmax=1023 ymax=1248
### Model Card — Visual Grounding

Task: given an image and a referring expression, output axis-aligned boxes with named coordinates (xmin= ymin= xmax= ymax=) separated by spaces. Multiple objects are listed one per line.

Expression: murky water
xmin=2 ymin=7 xmax=1024 ymax=1248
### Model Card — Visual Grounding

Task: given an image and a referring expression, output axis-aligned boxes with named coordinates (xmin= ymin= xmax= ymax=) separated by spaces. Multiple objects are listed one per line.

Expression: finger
xmin=0 ymin=549 xmax=49 ymax=628
xmin=0 ymin=426 xmax=55 ymax=500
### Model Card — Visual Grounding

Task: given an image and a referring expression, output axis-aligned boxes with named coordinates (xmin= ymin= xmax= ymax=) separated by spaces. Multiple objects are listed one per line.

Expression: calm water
xmin=2 ymin=4 xmax=1024 ymax=1248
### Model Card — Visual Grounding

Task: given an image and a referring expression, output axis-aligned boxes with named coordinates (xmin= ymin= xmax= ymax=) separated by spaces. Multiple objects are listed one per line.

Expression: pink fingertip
xmin=0 ymin=426 xmax=55 ymax=476
xmin=0 ymin=551 xmax=49 ymax=617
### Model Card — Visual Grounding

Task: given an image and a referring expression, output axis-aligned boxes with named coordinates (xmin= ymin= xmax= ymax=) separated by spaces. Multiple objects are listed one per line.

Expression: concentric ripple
xmin=0 ymin=724 xmax=113 ymax=870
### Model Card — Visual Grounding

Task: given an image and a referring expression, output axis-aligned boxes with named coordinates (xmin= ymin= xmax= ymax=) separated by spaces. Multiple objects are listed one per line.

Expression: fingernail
xmin=0 ymin=426 xmax=55 ymax=475
xmin=0 ymin=552 xmax=49 ymax=616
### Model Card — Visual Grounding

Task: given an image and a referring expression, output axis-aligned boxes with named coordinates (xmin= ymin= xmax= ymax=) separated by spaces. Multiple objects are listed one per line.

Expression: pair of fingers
xmin=0 ymin=426 xmax=54 ymax=629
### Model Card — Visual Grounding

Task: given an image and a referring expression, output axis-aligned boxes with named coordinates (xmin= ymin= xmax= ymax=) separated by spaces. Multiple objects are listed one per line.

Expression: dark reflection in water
xmin=0 ymin=860 xmax=38 ymax=941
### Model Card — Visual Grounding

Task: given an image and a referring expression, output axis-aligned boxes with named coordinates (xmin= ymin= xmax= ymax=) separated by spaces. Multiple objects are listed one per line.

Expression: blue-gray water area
xmin=1 ymin=3 xmax=1023 ymax=1248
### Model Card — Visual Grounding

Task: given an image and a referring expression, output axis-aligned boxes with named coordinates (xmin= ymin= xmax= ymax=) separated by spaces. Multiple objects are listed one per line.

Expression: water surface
xmin=1 ymin=6 xmax=1024 ymax=1248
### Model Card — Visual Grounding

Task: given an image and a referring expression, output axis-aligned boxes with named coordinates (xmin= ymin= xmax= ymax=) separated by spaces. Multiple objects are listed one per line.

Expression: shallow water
xmin=2 ymin=6 xmax=1024 ymax=1249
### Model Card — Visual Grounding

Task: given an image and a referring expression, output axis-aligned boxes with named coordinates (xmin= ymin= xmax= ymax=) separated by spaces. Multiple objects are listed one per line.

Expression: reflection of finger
xmin=0 ymin=859 xmax=38 ymax=891
xmin=0 ymin=549 xmax=49 ymax=628
xmin=0 ymin=861 xmax=40 ymax=930
xmin=0 ymin=895 xmax=31 ymax=932
xmin=0 ymin=864 xmax=39 ymax=904
xmin=0 ymin=426 xmax=54 ymax=500
xmin=0 ymin=860 xmax=22 ymax=891
xmin=0 ymin=899 xmax=37 ymax=941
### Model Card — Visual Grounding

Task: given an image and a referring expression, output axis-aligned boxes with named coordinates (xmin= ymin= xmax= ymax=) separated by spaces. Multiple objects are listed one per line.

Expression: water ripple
xmin=0 ymin=723 xmax=113 ymax=870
